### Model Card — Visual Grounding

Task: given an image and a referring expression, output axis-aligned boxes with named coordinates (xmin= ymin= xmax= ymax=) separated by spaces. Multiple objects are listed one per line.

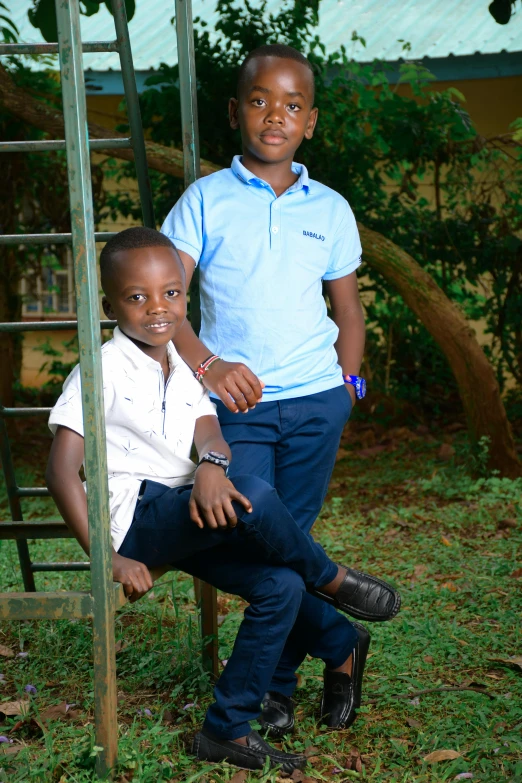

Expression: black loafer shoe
xmin=320 ymin=621 xmax=370 ymax=728
xmin=259 ymin=690 xmax=295 ymax=738
xmin=192 ymin=728 xmax=306 ymax=774
xmin=312 ymin=567 xmax=401 ymax=622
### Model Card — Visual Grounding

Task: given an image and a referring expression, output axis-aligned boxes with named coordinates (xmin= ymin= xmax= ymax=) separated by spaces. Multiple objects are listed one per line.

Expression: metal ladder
xmin=0 ymin=0 xmax=216 ymax=776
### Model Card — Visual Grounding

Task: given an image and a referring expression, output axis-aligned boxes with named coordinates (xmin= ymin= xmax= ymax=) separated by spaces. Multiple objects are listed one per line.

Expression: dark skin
xmin=45 ymin=246 xmax=254 ymax=603
xmin=45 ymin=246 xmax=351 ymax=741
xmin=173 ymin=56 xmax=365 ymax=412
xmin=172 ymin=57 xmax=366 ymax=678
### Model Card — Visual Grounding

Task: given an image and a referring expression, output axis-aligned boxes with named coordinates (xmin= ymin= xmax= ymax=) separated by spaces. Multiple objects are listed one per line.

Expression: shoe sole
xmin=192 ymin=732 xmax=306 ymax=773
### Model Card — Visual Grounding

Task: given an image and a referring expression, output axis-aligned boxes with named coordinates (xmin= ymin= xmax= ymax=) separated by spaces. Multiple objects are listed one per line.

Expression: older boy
xmin=46 ymin=228 xmax=399 ymax=773
xmin=161 ymin=44 xmax=369 ymax=735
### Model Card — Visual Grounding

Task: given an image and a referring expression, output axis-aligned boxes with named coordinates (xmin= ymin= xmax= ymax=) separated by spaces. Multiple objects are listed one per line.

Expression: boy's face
xmin=229 ymin=56 xmax=318 ymax=166
xmin=102 ymin=246 xmax=187 ymax=358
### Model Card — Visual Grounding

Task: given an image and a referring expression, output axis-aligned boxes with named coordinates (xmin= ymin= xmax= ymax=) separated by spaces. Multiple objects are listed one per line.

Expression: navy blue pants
xmin=118 ymin=473 xmax=338 ymax=738
xmin=184 ymin=385 xmax=358 ymax=697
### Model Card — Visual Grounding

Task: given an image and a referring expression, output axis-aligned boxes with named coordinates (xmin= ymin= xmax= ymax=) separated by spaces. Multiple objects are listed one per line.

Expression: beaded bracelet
xmin=194 ymin=354 xmax=221 ymax=383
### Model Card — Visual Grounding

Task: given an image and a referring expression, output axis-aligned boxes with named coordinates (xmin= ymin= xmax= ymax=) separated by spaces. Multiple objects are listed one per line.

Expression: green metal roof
xmin=6 ymin=0 xmax=522 ymax=81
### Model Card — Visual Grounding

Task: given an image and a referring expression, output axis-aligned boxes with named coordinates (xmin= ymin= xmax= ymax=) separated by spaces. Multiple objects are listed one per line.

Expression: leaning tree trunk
xmin=359 ymin=224 xmax=521 ymax=478
xmin=1 ymin=64 xmax=520 ymax=477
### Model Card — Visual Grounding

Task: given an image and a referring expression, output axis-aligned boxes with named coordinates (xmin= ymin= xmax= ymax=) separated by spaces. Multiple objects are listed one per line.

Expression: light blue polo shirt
xmin=161 ymin=156 xmax=362 ymax=401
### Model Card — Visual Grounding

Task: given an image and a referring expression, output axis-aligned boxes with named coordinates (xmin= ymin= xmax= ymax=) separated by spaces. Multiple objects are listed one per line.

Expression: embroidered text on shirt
xmin=303 ymin=230 xmax=325 ymax=242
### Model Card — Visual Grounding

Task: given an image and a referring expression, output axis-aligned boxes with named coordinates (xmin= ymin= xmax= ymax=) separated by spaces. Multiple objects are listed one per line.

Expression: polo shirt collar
xmin=231 ymin=155 xmax=310 ymax=193
xmin=112 ymin=325 xmax=180 ymax=373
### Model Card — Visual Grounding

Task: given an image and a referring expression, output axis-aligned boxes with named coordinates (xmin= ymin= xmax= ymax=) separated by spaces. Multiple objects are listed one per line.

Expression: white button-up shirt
xmin=49 ymin=326 xmax=216 ymax=550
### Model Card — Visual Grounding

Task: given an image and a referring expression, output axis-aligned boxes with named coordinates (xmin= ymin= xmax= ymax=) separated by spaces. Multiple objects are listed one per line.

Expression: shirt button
xmin=273 ymin=202 xmax=279 ymax=209
xmin=271 ymin=226 xmax=279 ymax=234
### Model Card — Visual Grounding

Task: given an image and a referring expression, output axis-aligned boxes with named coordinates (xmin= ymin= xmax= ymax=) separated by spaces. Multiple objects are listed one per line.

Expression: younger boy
xmin=46 ymin=228 xmax=399 ymax=773
xmin=161 ymin=44 xmax=369 ymax=735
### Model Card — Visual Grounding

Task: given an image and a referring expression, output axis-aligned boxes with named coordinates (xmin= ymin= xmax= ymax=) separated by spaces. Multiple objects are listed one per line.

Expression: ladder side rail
xmin=56 ymin=0 xmax=118 ymax=775
xmin=175 ymin=0 xmax=218 ymax=678
xmin=0 ymin=417 xmax=36 ymax=590
xmin=111 ymin=0 xmax=155 ymax=228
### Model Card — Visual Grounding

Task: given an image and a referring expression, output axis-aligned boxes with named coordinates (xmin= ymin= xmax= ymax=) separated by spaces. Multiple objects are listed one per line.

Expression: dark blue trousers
xmin=188 ymin=385 xmax=358 ymax=697
xmin=118 ymin=473 xmax=338 ymax=738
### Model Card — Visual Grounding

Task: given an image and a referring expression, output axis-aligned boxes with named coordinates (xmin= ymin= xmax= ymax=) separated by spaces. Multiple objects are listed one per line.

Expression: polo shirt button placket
xmin=270 ymin=199 xmax=281 ymax=249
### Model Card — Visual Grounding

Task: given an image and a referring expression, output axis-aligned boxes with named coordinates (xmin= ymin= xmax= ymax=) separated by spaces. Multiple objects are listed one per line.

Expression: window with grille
xmin=21 ymin=250 xmax=76 ymax=318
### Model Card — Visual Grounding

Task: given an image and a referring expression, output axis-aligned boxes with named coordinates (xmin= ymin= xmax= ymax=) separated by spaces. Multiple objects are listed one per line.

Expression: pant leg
xmin=180 ymin=557 xmax=307 ymax=739
xmin=272 ymin=386 xmax=357 ymax=694
xmin=118 ymin=475 xmax=337 ymax=589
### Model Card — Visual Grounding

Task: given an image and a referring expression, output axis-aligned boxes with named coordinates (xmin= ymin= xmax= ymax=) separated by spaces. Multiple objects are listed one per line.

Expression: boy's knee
xmin=249 ymin=567 xmax=305 ymax=611
xmin=232 ymin=474 xmax=276 ymax=506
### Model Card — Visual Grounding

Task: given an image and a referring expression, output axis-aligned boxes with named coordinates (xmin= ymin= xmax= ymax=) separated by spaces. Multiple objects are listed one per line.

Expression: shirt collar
xmin=112 ymin=325 xmax=181 ymax=373
xmin=231 ymin=155 xmax=310 ymax=194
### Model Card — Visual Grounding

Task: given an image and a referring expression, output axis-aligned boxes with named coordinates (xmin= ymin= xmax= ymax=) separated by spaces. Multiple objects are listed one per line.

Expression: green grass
xmin=1 ymin=425 xmax=521 ymax=782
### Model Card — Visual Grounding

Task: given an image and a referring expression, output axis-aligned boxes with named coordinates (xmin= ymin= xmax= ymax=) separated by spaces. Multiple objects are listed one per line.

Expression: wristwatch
xmin=197 ymin=451 xmax=230 ymax=475
xmin=343 ymin=374 xmax=367 ymax=400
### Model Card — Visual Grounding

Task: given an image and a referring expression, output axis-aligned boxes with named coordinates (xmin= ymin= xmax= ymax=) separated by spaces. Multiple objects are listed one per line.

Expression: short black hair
xmin=237 ymin=44 xmax=315 ymax=102
xmin=100 ymin=226 xmax=178 ymax=291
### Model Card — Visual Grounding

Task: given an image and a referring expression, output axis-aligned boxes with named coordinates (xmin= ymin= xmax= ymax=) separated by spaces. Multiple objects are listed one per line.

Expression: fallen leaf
xmin=424 ymin=749 xmax=462 ymax=763
xmin=335 ymin=447 xmax=349 ymax=462
xmin=423 ymin=655 xmax=434 ymax=664
xmin=441 ymin=581 xmax=458 ymax=592
xmin=304 ymin=745 xmax=321 ymax=758
xmin=0 ymin=646 xmax=14 ymax=658
xmin=413 ymin=564 xmax=428 ymax=578
xmin=497 ymin=518 xmax=517 ymax=530
xmin=40 ymin=702 xmax=81 ymax=722
xmin=114 ymin=640 xmax=130 ymax=654
xmin=0 ymin=700 xmax=29 ymax=718
xmin=510 ymin=568 xmax=522 ymax=579
xmin=162 ymin=709 xmax=174 ymax=724
xmin=291 ymin=771 xmax=305 ymax=782
xmin=0 ymin=743 xmax=21 ymax=757
xmin=441 ymin=536 xmax=452 ymax=547
xmin=488 ymin=656 xmax=522 ymax=673
xmin=358 ymin=445 xmax=386 ymax=458
xmin=346 ymin=748 xmax=364 ymax=772
xmin=454 ymin=774 xmax=473 ymax=780
xmin=406 ymin=717 xmax=421 ymax=728
xmin=438 ymin=443 xmax=455 ymax=460
xmin=444 ymin=603 xmax=457 ymax=611
xmin=229 ymin=771 xmax=248 ymax=783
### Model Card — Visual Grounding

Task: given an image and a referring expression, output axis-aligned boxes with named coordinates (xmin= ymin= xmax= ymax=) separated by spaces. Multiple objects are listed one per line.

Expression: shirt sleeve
xmin=48 ymin=364 xmax=85 ymax=437
xmin=195 ymin=387 xmax=217 ymax=420
xmin=160 ymin=182 xmax=204 ymax=265
xmin=323 ymin=202 xmax=363 ymax=281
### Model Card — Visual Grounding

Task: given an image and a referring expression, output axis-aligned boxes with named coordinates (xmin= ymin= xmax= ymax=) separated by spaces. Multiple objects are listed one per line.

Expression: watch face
xmin=208 ymin=451 xmax=228 ymax=460
xmin=358 ymin=378 xmax=367 ymax=399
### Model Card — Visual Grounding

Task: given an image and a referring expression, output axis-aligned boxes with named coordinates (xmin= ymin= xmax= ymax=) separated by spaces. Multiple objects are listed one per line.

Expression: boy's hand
xmin=189 ymin=462 xmax=252 ymax=529
xmin=112 ymin=551 xmax=153 ymax=602
xmin=203 ymin=359 xmax=264 ymax=413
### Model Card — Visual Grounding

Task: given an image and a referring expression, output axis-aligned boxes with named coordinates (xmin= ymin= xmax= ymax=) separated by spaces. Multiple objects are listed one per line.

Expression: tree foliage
xmin=102 ymin=0 xmax=522 ymax=421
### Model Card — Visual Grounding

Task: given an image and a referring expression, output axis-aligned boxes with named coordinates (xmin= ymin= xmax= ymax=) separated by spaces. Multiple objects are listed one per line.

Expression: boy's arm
xmin=174 ymin=249 xmax=264 ymax=413
xmin=189 ymin=414 xmax=251 ymax=530
xmin=324 ymin=271 xmax=366 ymax=405
xmin=45 ymin=425 xmax=153 ymax=601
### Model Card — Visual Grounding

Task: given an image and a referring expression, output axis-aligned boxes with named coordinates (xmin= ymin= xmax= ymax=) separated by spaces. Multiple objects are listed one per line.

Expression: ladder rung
xmin=17 ymin=488 xmax=51 ymax=498
xmin=0 ymin=138 xmax=132 ymax=153
xmin=0 ymin=584 xmax=126 ymax=621
xmin=0 ymin=232 xmax=116 ymax=246
xmin=31 ymin=562 xmax=90 ymax=572
xmin=0 ymin=41 xmax=118 ymax=55
xmin=0 ymin=520 xmax=71 ymax=540
xmin=0 ymin=406 xmax=51 ymax=417
xmin=0 ymin=320 xmax=116 ymax=333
